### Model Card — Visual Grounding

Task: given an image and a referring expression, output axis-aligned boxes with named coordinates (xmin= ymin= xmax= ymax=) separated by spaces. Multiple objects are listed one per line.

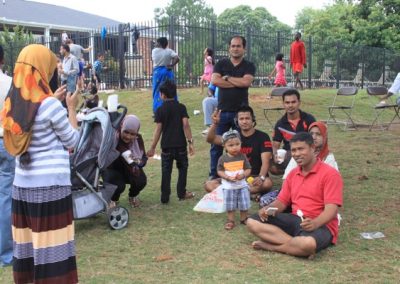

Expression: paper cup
xmin=276 ymin=149 xmax=287 ymax=164
xmin=107 ymin=94 xmax=119 ymax=112
xmin=121 ymin=150 xmax=134 ymax=164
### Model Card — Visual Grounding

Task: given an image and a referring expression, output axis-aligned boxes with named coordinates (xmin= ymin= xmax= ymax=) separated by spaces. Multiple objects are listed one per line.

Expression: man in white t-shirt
xmin=0 ymin=44 xmax=14 ymax=267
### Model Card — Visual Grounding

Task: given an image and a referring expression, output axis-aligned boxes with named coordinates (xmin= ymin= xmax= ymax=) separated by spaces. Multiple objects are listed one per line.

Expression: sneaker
xmin=179 ymin=191 xmax=195 ymax=201
xmin=376 ymin=100 xmax=388 ymax=107
xmin=201 ymin=127 xmax=210 ymax=135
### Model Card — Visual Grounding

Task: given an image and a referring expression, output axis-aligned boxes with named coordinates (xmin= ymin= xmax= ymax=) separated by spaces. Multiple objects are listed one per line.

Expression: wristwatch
xmin=259 ymin=175 xmax=266 ymax=181
xmin=187 ymin=138 xmax=193 ymax=144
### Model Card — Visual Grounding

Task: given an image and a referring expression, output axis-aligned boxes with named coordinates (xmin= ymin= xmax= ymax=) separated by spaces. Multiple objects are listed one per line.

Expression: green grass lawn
xmin=1 ymin=87 xmax=399 ymax=283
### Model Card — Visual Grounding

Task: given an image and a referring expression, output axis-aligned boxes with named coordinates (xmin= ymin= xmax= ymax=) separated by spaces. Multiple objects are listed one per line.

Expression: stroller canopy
xmin=72 ymin=107 xmax=119 ymax=172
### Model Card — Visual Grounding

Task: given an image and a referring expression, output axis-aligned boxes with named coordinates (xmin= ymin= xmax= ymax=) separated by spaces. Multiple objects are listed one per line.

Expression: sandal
xmin=240 ymin=217 xmax=248 ymax=225
xmin=129 ymin=197 xmax=140 ymax=208
xmin=224 ymin=220 xmax=235 ymax=230
xmin=108 ymin=201 xmax=117 ymax=209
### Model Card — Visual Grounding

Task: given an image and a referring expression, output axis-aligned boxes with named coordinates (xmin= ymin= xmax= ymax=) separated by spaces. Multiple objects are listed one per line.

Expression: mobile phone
xmin=265 ymin=207 xmax=278 ymax=216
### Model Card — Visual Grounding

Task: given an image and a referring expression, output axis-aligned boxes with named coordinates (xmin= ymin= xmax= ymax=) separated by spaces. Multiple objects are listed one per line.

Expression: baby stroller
xmin=70 ymin=105 xmax=129 ymax=230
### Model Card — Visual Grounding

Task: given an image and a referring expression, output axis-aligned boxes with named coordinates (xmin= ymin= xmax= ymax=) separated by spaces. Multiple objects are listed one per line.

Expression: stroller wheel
xmin=107 ymin=206 xmax=129 ymax=230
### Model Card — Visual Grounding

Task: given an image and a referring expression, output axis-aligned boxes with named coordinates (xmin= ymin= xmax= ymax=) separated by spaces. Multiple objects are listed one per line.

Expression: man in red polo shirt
xmin=247 ymin=132 xmax=343 ymax=257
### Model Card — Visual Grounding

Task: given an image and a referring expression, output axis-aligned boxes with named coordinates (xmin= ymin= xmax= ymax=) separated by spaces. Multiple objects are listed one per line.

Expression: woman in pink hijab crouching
xmin=103 ymin=115 xmax=148 ymax=208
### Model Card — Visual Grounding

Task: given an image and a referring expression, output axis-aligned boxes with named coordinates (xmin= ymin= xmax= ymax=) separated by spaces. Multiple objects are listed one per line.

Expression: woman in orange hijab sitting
xmin=283 ymin=121 xmax=338 ymax=179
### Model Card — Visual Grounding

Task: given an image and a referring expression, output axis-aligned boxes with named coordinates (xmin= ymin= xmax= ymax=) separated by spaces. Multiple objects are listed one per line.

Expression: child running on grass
xmin=268 ymin=53 xmax=287 ymax=87
xmin=147 ymin=79 xmax=195 ymax=204
xmin=217 ymin=130 xmax=251 ymax=230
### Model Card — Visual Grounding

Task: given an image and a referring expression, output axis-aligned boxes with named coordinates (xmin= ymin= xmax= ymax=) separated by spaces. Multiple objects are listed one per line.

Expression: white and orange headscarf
xmin=1 ymin=44 xmax=58 ymax=156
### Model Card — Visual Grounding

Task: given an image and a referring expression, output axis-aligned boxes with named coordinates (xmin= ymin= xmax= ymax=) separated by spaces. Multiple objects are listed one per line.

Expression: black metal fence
xmin=2 ymin=17 xmax=400 ymax=90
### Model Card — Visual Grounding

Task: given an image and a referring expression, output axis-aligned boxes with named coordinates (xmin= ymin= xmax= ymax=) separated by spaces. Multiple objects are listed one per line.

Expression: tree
xmin=217 ymin=6 xmax=290 ymax=35
xmin=154 ymin=0 xmax=216 ymax=26
xmin=352 ymin=0 xmax=400 ymax=51
xmin=153 ymin=0 xmax=217 ymax=85
xmin=297 ymin=0 xmax=400 ymax=51
xmin=0 ymin=25 xmax=34 ymax=74
xmin=294 ymin=7 xmax=322 ymax=32
xmin=217 ymin=6 xmax=291 ymax=75
xmin=295 ymin=1 xmax=400 ymax=81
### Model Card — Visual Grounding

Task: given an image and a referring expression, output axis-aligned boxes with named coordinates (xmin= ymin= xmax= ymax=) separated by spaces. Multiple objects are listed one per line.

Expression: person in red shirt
xmin=290 ymin=32 xmax=307 ymax=90
xmin=247 ymin=132 xmax=343 ymax=257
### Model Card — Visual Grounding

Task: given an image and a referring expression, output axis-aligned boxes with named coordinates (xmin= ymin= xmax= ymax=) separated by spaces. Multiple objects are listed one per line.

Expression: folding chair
xmin=367 ymin=86 xmax=400 ymax=131
xmin=327 ymin=86 xmax=358 ymax=130
xmin=263 ymin=87 xmax=292 ymax=129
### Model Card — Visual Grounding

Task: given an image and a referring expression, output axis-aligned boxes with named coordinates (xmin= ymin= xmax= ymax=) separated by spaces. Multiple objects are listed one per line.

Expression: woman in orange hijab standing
xmin=1 ymin=44 xmax=80 ymax=284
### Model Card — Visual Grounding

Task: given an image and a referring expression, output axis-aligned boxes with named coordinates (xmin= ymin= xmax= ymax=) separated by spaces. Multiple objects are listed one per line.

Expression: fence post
xmin=277 ymin=31 xmax=281 ymax=53
xmin=336 ymin=41 xmax=341 ymax=89
xmin=307 ymin=36 xmax=312 ymax=89
xmin=168 ymin=16 xmax=176 ymax=84
xmin=9 ymin=42 xmax=15 ymax=75
xmin=246 ymin=26 xmax=252 ymax=62
xmin=89 ymin=31 xmax=94 ymax=65
xmin=168 ymin=16 xmax=175 ymax=50
xmin=361 ymin=47 xmax=365 ymax=89
xmin=382 ymin=49 xmax=386 ymax=85
xmin=118 ymin=24 xmax=125 ymax=89
xmin=211 ymin=20 xmax=217 ymax=53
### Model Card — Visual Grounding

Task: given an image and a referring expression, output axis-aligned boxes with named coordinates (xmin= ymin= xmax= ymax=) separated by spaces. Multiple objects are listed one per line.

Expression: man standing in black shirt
xmin=270 ymin=89 xmax=315 ymax=175
xmin=147 ymin=80 xmax=195 ymax=204
xmin=209 ymin=35 xmax=256 ymax=179
xmin=206 ymin=106 xmax=273 ymax=198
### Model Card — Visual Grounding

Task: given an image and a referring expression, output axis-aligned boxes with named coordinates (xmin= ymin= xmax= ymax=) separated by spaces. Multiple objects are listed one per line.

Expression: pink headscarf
xmin=120 ymin=115 xmax=143 ymax=159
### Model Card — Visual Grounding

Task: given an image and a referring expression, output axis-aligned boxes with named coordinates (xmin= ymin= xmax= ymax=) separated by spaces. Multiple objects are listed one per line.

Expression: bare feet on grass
xmin=252 ymin=240 xmax=316 ymax=259
xmin=251 ymin=240 xmax=275 ymax=251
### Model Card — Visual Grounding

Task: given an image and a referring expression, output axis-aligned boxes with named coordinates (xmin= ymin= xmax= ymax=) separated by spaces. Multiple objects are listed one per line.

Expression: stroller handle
xmin=111 ymin=105 xmax=128 ymax=129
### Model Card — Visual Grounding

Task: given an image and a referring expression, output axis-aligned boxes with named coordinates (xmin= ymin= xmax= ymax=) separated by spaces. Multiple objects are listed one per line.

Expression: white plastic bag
xmin=193 ymin=185 xmax=226 ymax=213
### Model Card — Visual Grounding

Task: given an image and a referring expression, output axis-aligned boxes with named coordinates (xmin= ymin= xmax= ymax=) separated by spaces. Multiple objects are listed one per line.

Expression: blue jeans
xmin=209 ymin=111 xmax=237 ymax=178
xmin=161 ymin=147 xmax=188 ymax=203
xmin=66 ymin=75 xmax=77 ymax=93
xmin=0 ymin=138 xmax=15 ymax=266
xmin=202 ymin=97 xmax=218 ymax=126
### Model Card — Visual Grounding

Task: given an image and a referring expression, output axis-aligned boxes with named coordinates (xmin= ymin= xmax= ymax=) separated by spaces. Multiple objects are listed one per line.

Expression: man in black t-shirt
xmin=147 ymin=80 xmax=195 ymax=204
xmin=270 ymin=89 xmax=316 ymax=175
xmin=209 ymin=35 xmax=256 ymax=179
xmin=206 ymin=106 xmax=273 ymax=197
